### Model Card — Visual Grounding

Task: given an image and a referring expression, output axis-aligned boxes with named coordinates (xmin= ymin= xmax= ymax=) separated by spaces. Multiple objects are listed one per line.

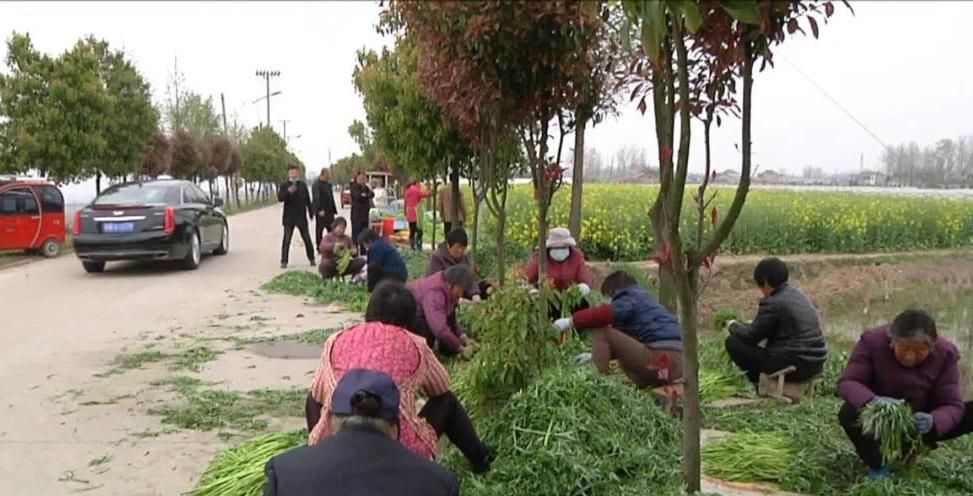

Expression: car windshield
xmin=93 ymin=184 xmax=179 ymax=205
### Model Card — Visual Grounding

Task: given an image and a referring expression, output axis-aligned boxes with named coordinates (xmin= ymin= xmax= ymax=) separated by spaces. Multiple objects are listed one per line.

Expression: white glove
xmin=471 ymin=294 xmax=482 ymax=303
xmin=572 ymin=352 xmax=593 ymax=367
xmin=553 ymin=318 xmax=572 ymax=333
xmin=724 ymin=319 xmax=739 ymax=332
xmin=577 ymin=283 xmax=591 ymax=297
xmin=529 ymin=288 xmax=540 ymax=296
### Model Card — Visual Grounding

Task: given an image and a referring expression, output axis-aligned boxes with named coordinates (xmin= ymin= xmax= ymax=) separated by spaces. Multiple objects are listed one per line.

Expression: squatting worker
xmin=305 ymin=282 xmax=492 ymax=475
xmin=409 ymin=265 xmax=477 ymax=359
xmin=318 ymin=217 xmax=365 ymax=280
xmin=554 ymin=271 xmax=682 ymax=388
xmin=426 ymin=228 xmax=491 ymax=301
xmin=349 ymin=171 xmax=374 ymax=252
xmin=724 ymin=257 xmax=827 ymax=389
xmin=267 ymin=369 xmax=460 ymax=496
xmin=277 ymin=164 xmax=315 ymax=269
xmin=837 ymin=309 xmax=972 ymax=481
xmin=524 ymin=227 xmax=593 ymax=319
xmin=358 ymin=228 xmax=408 ymax=292
xmin=311 ymin=167 xmax=338 ymax=254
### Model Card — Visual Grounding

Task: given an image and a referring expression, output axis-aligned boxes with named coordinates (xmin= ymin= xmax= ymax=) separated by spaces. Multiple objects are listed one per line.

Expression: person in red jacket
xmin=403 ymin=180 xmax=432 ymax=251
xmin=524 ymin=227 xmax=593 ymax=319
xmin=837 ymin=309 xmax=973 ymax=480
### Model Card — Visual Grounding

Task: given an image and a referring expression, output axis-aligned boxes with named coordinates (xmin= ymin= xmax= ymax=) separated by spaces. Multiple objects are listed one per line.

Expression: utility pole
xmin=255 ymin=69 xmax=280 ymax=128
xmin=220 ymin=93 xmax=228 ymax=136
xmin=280 ymin=119 xmax=290 ymax=142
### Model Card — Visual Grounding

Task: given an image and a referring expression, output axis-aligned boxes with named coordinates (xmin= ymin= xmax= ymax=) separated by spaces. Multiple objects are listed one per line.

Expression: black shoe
xmin=280 ymin=263 xmax=287 ymax=269
xmin=309 ymin=260 xmax=316 ymax=267
xmin=470 ymin=447 xmax=493 ymax=475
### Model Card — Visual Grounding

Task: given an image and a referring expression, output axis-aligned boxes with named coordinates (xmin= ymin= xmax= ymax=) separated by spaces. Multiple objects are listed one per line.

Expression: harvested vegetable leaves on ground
xmin=262 ymin=270 xmax=368 ymax=312
xmin=446 ymin=367 xmax=681 ymax=496
xmin=699 ymin=369 xmax=741 ymax=401
xmin=859 ymin=401 xmax=921 ymax=466
xmin=190 ymin=430 xmax=305 ymax=496
xmin=703 ymin=431 xmax=794 ymax=483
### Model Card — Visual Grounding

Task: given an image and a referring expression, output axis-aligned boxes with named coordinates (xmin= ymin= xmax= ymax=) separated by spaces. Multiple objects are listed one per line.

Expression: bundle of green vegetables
xmin=859 ymin=401 xmax=921 ymax=466
xmin=262 ymin=271 xmax=368 ymax=312
xmin=702 ymin=431 xmax=794 ymax=483
xmin=699 ymin=369 xmax=741 ymax=401
xmin=190 ymin=430 xmax=306 ymax=496
xmin=447 ymin=367 xmax=681 ymax=496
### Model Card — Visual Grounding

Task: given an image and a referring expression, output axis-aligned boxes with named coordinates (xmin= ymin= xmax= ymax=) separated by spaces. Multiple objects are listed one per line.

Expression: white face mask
xmin=549 ymin=248 xmax=570 ymax=262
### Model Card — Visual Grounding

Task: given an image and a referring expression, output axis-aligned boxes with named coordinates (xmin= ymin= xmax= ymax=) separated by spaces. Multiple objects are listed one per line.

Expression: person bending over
xmin=304 ymin=282 xmax=492 ymax=475
xmin=837 ymin=309 xmax=973 ymax=480
xmin=358 ymin=228 xmax=408 ymax=292
xmin=724 ymin=257 xmax=827 ymax=388
xmin=554 ymin=271 xmax=682 ymax=388
xmin=409 ymin=266 xmax=476 ymax=359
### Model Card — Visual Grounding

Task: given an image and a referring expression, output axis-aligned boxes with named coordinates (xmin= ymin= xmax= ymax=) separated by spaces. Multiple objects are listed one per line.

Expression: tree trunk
xmin=95 ymin=173 xmax=102 ymax=195
xmin=224 ymin=176 xmax=232 ymax=207
xmin=677 ymin=265 xmax=702 ymax=493
xmin=449 ymin=162 xmax=461 ymax=232
xmin=233 ymin=175 xmax=241 ymax=207
xmin=431 ymin=179 xmax=439 ymax=249
xmin=568 ymin=111 xmax=587 ymax=240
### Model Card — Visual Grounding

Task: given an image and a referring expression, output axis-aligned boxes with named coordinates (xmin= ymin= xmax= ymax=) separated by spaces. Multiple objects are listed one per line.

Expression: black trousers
xmin=367 ymin=265 xmax=406 ymax=293
xmin=304 ymin=391 xmax=489 ymax=466
xmin=281 ymin=222 xmax=315 ymax=265
xmin=314 ymin=216 xmax=333 ymax=254
xmin=838 ymin=400 xmax=973 ymax=469
xmin=410 ymin=315 xmax=459 ymax=357
xmin=409 ymin=222 xmax=423 ymax=251
xmin=444 ymin=221 xmax=463 ymax=234
xmin=352 ymin=220 xmax=369 ymax=253
xmin=724 ymin=333 xmax=823 ymax=384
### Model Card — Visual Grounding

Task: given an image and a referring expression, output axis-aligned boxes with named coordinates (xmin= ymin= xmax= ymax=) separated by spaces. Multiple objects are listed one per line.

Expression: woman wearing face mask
xmin=524 ymin=227 xmax=593 ymax=319
xmin=837 ymin=309 xmax=973 ymax=481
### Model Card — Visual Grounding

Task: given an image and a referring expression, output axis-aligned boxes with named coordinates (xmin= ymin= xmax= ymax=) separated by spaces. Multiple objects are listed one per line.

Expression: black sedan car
xmin=73 ymin=179 xmax=229 ymax=273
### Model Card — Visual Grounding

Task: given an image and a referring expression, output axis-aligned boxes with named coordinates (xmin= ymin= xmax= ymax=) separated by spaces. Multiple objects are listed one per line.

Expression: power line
xmin=777 ymin=53 xmax=889 ymax=150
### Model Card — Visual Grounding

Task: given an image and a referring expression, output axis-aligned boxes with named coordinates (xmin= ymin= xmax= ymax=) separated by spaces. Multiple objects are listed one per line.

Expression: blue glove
xmin=869 ymin=396 xmax=905 ymax=407
xmin=553 ymin=318 xmax=572 ymax=333
xmin=914 ymin=412 xmax=934 ymax=435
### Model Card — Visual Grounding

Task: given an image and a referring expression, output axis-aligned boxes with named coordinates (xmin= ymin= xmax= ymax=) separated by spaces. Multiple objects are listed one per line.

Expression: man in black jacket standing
xmin=277 ymin=164 xmax=315 ymax=269
xmin=264 ymin=369 xmax=459 ymax=496
xmin=311 ymin=167 xmax=338 ymax=254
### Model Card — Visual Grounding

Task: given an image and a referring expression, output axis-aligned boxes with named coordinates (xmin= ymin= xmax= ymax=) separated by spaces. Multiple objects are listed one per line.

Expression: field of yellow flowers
xmin=472 ymin=185 xmax=973 ymax=261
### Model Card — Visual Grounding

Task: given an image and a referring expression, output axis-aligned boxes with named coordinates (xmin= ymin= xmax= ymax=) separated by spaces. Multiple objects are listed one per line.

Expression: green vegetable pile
xmin=699 ymin=369 xmax=741 ymax=401
xmin=190 ymin=430 xmax=305 ymax=496
xmin=446 ymin=367 xmax=681 ymax=496
xmin=702 ymin=432 xmax=794 ymax=483
xmin=859 ymin=401 xmax=921 ymax=466
xmin=712 ymin=308 xmax=744 ymax=331
xmin=262 ymin=270 xmax=368 ymax=312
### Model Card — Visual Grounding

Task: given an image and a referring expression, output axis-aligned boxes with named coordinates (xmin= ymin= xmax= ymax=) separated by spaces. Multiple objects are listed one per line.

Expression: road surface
xmin=0 ymin=204 xmax=350 ymax=495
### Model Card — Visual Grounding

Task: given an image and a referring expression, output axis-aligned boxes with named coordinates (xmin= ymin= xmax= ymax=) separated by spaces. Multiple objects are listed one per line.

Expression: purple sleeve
xmin=427 ymin=254 xmax=444 ymax=276
xmin=929 ymin=351 xmax=965 ymax=436
xmin=422 ymin=291 xmax=462 ymax=352
xmin=837 ymin=337 xmax=878 ymax=408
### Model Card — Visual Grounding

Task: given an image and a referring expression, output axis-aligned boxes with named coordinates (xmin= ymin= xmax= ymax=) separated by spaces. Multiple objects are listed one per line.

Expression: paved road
xmin=0 ymin=204 xmax=335 ymax=494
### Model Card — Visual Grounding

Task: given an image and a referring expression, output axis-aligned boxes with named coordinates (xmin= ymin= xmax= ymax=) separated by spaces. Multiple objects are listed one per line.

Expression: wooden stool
xmin=758 ymin=366 xmax=823 ymax=404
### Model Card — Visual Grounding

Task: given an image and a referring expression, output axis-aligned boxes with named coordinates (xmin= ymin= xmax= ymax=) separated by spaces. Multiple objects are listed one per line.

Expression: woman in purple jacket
xmin=837 ymin=309 xmax=973 ymax=480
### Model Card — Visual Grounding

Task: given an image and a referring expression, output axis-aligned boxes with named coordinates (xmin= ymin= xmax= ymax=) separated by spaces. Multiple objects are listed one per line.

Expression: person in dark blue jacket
xmin=554 ymin=271 xmax=682 ymax=388
xmin=358 ymin=228 xmax=409 ymax=292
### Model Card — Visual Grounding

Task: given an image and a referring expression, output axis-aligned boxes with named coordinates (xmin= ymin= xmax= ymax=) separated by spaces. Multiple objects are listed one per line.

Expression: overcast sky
xmin=2 ymin=0 xmax=972 ymax=184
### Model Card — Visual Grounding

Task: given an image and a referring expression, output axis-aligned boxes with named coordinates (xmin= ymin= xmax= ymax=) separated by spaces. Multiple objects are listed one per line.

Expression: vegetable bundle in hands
xmin=859 ymin=401 xmax=921 ymax=466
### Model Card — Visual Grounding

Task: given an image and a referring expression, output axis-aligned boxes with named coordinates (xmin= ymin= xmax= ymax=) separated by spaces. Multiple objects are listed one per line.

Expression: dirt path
xmin=0 ymin=205 xmax=358 ymax=495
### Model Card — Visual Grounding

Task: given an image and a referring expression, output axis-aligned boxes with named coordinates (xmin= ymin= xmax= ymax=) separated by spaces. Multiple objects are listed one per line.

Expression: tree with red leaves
xmin=623 ymin=0 xmax=849 ymax=490
xmin=139 ymin=130 xmax=172 ymax=178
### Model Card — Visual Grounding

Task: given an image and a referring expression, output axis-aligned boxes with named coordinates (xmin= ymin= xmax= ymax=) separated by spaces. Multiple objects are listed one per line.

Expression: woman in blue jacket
xmin=554 ymin=271 xmax=683 ymax=388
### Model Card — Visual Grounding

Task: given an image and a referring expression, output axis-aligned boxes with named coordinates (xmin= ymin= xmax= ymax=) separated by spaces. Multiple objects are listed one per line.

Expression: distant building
xmin=849 ymin=170 xmax=889 ymax=187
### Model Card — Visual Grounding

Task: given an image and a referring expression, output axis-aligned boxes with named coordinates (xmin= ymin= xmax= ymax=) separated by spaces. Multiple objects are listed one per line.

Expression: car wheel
xmin=213 ymin=223 xmax=229 ymax=255
xmin=181 ymin=230 xmax=201 ymax=270
xmin=82 ymin=261 xmax=105 ymax=273
xmin=41 ymin=239 xmax=62 ymax=258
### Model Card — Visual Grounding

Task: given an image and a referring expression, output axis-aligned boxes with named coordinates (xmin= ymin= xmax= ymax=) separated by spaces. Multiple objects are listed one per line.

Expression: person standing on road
xmin=404 ymin=180 xmax=432 ymax=251
xmin=438 ymin=186 xmax=466 ymax=234
xmin=278 ymin=164 xmax=315 ymax=269
xmin=312 ymin=168 xmax=338 ymax=254
xmin=350 ymin=171 xmax=374 ymax=252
